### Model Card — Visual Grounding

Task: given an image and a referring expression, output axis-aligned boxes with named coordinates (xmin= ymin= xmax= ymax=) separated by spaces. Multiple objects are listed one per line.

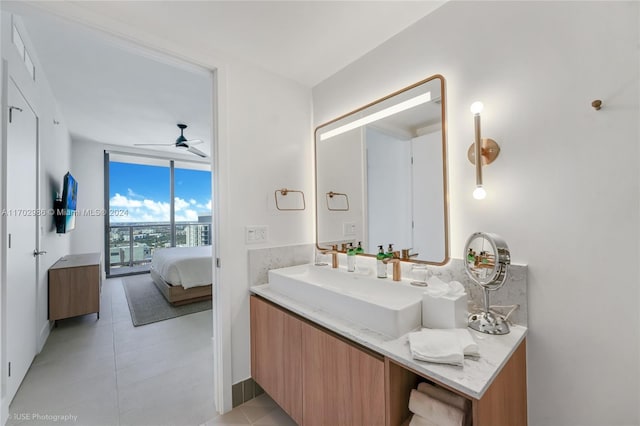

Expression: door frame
xmin=0 ymin=67 xmax=41 ymax=422
xmin=1 ymin=10 xmax=233 ymax=422
xmin=2 ymin=9 xmax=232 ymax=414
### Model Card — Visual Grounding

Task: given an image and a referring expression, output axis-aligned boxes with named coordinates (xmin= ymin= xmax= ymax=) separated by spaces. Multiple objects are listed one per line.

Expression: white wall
xmin=0 ymin=12 xmax=72 ymax=423
xmin=36 ymin=93 xmax=71 ymax=350
xmin=313 ymin=2 xmax=639 ymax=425
xmin=68 ymin=138 xmax=106 ymax=259
xmin=220 ymin=60 xmax=313 ymax=383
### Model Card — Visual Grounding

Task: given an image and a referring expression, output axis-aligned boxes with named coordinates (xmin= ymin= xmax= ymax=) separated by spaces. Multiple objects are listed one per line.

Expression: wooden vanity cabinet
xmin=250 ymin=295 xmax=527 ymax=426
xmin=250 ymin=295 xmax=303 ymax=424
xmin=302 ymin=321 xmax=385 ymax=426
xmin=472 ymin=339 xmax=527 ymax=426
xmin=251 ymin=296 xmax=385 ymax=426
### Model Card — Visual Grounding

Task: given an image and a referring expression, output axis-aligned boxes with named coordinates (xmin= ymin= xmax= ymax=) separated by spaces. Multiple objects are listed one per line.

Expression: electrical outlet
xmin=246 ymin=226 xmax=268 ymax=244
xmin=343 ymin=222 xmax=356 ymax=236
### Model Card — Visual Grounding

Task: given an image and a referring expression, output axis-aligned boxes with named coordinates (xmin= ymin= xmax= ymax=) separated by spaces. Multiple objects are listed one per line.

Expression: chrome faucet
xmin=320 ymin=244 xmax=340 ymax=269
xmin=383 ymin=251 xmax=402 ymax=281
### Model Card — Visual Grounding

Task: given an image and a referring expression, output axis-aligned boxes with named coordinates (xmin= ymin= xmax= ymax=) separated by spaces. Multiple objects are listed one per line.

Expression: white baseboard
xmin=1 ymin=395 xmax=8 ymax=426
xmin=37 ymin=320 xmax=51 ymax=353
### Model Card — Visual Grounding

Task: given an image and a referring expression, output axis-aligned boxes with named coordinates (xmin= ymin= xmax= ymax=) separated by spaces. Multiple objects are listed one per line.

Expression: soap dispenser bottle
xmin=385 ymin=244 xmax=395 ymax=277
xmin=355 ymin=241 xmax=364 ymax=255
xmin=376 ymin=245 xmax=387 ymax=278
xmin=386 ymin=244 xmax=395 ymax=258
xmin=347 ymin=243 xmax=356 ymax=272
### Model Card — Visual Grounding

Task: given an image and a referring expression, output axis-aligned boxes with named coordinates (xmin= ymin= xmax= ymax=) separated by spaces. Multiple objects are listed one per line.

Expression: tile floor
xmin=7 ymin=277 xmax=295 ymax=426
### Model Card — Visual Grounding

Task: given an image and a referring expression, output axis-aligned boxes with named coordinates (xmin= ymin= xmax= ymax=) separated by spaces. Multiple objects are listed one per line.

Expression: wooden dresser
xmin=48 ymin=253 xmax=102 ymax=323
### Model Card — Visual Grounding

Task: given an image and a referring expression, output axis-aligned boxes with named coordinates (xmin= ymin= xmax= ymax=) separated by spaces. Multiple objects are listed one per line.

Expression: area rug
xmin=122 ymin=274 xmax=212 ymax=326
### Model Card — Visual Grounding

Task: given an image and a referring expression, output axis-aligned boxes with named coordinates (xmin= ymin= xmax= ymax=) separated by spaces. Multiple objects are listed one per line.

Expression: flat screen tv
xmin=55 ymin=172 xmax=78 ymax=233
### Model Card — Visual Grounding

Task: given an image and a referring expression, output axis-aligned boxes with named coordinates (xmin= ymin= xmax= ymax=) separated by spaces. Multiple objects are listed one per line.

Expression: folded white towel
xmin=409 ymin=329 xmax=464 ymax=365
xmin=417 ymin=382 xmax=471 ymax=426
xmin=408 ymin=389 xmax=465 ymax=426
xmin=454 ymin=329 xmax=480 ymax=358
xmin=408 ymin=328 xmax=479 ymax=366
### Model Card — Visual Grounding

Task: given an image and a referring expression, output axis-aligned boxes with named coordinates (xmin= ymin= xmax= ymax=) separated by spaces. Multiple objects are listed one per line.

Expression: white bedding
xmin=151 ymin=246 xmax=213 ymax=289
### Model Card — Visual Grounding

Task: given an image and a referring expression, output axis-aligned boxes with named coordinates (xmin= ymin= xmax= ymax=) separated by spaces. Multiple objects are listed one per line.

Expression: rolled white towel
xmin=417 ymin=382 xmax=471 ymax=426
xmin=417 ymin=382 xmax=469 ymax=412
xmin=409 ymin=413 xmax=435 ymax=426
xmin=408 ymin=389 xmax=465 ymax=426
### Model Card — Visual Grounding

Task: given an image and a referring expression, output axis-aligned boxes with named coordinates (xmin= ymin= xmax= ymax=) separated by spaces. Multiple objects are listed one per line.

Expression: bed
xmin=150 ymin=246 xmax=213 ymax=306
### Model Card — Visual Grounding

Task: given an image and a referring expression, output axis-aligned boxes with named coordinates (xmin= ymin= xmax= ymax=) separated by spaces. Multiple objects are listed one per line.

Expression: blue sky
xmin=109 ymin=162 xmax=211 ymax=223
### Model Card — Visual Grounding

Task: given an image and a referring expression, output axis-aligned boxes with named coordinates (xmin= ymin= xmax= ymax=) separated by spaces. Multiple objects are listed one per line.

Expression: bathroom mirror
xmin=315 ymin=75 xmax=448 ymax=264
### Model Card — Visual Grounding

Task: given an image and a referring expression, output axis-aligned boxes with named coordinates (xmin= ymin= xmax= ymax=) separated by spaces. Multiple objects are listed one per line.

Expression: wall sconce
xmin=468 ymin=101 xmax=500 ymax=200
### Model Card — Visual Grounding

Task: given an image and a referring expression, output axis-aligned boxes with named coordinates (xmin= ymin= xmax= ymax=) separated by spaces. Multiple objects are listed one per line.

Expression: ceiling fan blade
xmin=185 ymin=139 xmax=203 ymax=145
xmin=186 ymin=145 xmax=208 ymax=158
xmin=134 ymin=143 xmax=176 ymax=146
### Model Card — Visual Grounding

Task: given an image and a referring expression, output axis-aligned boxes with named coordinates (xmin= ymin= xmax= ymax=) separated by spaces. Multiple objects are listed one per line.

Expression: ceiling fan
xmin=135 ymin=123 xmax=207 ymax=158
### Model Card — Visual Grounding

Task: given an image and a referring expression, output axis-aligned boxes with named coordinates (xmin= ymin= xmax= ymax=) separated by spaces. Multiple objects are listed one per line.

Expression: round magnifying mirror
xmin=464 ymin=232 xmax=511 ymax=335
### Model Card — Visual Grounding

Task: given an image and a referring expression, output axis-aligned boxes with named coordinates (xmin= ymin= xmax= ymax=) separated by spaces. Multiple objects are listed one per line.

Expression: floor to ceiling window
xmin=105 ymin=153 xmax=212 ymax=277
xmin=174 ymin=162 xmax=213 ymax=247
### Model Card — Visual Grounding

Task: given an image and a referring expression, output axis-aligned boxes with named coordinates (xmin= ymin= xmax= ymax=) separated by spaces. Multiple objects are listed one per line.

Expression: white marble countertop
xmin=250 ymin=284 xmax=527 ymax=400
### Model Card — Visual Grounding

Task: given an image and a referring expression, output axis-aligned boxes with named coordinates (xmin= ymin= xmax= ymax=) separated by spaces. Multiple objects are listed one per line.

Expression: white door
xmin=6 ymin=79 xmax=38 ymax=403
xmin=366 ymin=127 xmax=412 ymax=253
xmin=411 ymin=131 xmax=445 ymax=262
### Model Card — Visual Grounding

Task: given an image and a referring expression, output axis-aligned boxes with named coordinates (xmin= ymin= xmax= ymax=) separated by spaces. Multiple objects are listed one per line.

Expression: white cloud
xmin=127 ymin=188 xmax=142 ymax=198
xmin=175 ymin=209 xmax=198 ymax=222
xmin=175 ymin=198 xmax=200 ymax=222
xmin=110 ymin=193 xmax=142 ymax=208
xmin=109 ymin=193 xmax=168 ymax=223
xmin=174 ymin=197 xmax=190 ymax=211
xmin=109 ymin=194 xmax=209 ymax=223
xmin=196 ymin=200 xmax=212 ymax=212
xmin=143 ymin=199 xmax=170 ymax=216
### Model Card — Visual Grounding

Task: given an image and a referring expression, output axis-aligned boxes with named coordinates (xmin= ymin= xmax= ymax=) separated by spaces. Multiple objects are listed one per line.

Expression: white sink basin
xmin=268 ymin=264 xmax=424 ymax=338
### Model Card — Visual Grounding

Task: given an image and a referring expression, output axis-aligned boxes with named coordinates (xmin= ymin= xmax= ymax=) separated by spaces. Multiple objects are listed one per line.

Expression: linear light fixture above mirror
xmin=318 ymin=92 xmax=432 ymax=141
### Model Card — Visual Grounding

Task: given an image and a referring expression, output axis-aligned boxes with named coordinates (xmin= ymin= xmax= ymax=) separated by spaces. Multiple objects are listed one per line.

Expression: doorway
xmin=2 ymin=9 xmax=227 ymax=419
xmin=5 ymin=77 xmax=39 ymax=405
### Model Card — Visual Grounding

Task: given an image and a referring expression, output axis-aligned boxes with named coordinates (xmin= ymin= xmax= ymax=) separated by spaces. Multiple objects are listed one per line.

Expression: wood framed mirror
xmin=315 ymin=75 xmax=449 ymax=264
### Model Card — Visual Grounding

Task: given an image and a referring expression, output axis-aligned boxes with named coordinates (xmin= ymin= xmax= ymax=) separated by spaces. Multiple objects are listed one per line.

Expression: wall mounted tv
xmin=55 ymin=172 xmax=78 ymax=233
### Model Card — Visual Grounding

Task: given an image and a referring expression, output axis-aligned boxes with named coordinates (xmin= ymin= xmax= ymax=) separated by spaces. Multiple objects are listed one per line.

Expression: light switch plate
xmin=246 ymin=225 xmax=268 ymax=243
xmin=343 ymin=222 xmax=356 ymax=236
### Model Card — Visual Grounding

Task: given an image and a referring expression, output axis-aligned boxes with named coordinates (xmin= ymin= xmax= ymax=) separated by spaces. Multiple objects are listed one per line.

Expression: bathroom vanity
xmin=250 ymin=288 xmax=527 ymax=426
xmin=251 ymin=73 xmax=527 ymax=425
